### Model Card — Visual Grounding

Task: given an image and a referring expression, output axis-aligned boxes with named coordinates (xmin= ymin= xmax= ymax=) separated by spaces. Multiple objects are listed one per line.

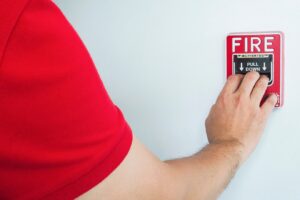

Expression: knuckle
xmin=234 ymin=94 xmax=247 ymax=107
xmin=242 ymin=101 xmax=259 ymax=118
xmin=220 ymin=94 xmax=231 ymax=107
xmin=227 ymin=74 xmax=237 ymax=82
xmin=228 ymin=74 xmax=242 ymax=83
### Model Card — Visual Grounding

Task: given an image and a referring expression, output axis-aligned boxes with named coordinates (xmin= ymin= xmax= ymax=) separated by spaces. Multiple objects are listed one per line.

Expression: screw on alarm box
xmin=226 ymin=32 xmax=284 ymax=107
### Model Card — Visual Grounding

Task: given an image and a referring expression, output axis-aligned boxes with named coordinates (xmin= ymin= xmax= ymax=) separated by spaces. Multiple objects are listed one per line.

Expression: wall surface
xmin=54 ymin=0 xmax=300 ymax=199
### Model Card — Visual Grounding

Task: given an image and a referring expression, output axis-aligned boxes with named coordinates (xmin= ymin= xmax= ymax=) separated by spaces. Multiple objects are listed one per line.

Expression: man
xmin=0 ymin=0 xmax=277 ymax=199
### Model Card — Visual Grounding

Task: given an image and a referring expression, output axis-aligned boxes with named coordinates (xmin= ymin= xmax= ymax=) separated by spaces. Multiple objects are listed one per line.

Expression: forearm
xmin=77 ymin=72 xmax=275 ymax=200
xmin=165 ymin=141 xmax=243 ymax=200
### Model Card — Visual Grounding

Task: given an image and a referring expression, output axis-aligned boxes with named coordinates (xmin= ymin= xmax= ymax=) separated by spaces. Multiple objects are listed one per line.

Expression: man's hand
xmin=205 ymin=71 xmax=278 ymax=163
xmin=77 ymin=71 xmax=277 ymax=200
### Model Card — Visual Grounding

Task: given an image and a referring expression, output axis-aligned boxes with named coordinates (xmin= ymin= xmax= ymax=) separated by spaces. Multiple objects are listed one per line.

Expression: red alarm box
xmin=226 ymin=32 xmax=284 ymax=107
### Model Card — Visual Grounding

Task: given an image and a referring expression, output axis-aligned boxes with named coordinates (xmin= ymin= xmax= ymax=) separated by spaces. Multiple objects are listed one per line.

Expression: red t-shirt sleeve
xmin=0 ymin=0 xmax=133 ymax=199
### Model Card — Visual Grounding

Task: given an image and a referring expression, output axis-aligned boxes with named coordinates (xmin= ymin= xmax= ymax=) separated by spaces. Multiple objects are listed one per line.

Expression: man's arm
xmin=77 ymin=71 xmax=277 ymax=200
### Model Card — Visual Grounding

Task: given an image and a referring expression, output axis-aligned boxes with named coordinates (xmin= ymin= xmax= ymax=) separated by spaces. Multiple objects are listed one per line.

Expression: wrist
xmin=207 ymin=139 xmax=245 ymax=166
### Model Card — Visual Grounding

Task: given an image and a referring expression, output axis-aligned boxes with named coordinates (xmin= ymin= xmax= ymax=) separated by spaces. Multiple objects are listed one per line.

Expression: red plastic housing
xmin=226 ymin=32 xmax=284 ymax=107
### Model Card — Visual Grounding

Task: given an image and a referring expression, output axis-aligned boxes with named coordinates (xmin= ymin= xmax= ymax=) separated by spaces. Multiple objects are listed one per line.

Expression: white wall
xmin=54 ymin=0 xmax=300 ymax=199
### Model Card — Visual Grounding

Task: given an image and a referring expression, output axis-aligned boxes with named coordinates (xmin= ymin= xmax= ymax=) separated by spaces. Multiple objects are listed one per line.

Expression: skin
xmin=76 ymin=71 xmax=278 ymax=200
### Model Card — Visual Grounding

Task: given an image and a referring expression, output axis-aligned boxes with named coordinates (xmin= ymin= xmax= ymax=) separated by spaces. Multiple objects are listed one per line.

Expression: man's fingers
xmin=238 ymin=71 xmax=260 ymax=96
xmin=251 ymin=75 xmax=269 ymax=105
xmin=222 ymin=74 xmax=244 ymax=95
xmin=261 ymin=93 xmax=277 ymax=117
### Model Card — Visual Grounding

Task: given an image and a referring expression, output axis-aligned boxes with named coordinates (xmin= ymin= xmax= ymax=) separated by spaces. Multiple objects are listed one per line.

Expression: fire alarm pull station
xmin=226 ymin=32 xmax=284 ymax=107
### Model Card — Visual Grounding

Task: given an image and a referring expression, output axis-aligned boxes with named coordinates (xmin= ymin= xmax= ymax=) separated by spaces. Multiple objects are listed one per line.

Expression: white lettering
xmin=245 ymin=37 xmax=248 ymax=52
xmin=265 ymin=37 xmax=274 ymax=52
xmin=232 ymin=38 xmax=242 ymax=53
xmin=246 ymin=67 xmax=260 ymax=72
xmin=251 ymin=37 xmax=261 ymax=52
xmin=232 ymin=36 xmax=274 ymax=53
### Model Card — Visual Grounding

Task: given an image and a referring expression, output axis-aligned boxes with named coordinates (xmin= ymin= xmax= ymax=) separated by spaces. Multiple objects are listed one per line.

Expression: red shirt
xmin=0 ymin=0 xmax=133 ymax=199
